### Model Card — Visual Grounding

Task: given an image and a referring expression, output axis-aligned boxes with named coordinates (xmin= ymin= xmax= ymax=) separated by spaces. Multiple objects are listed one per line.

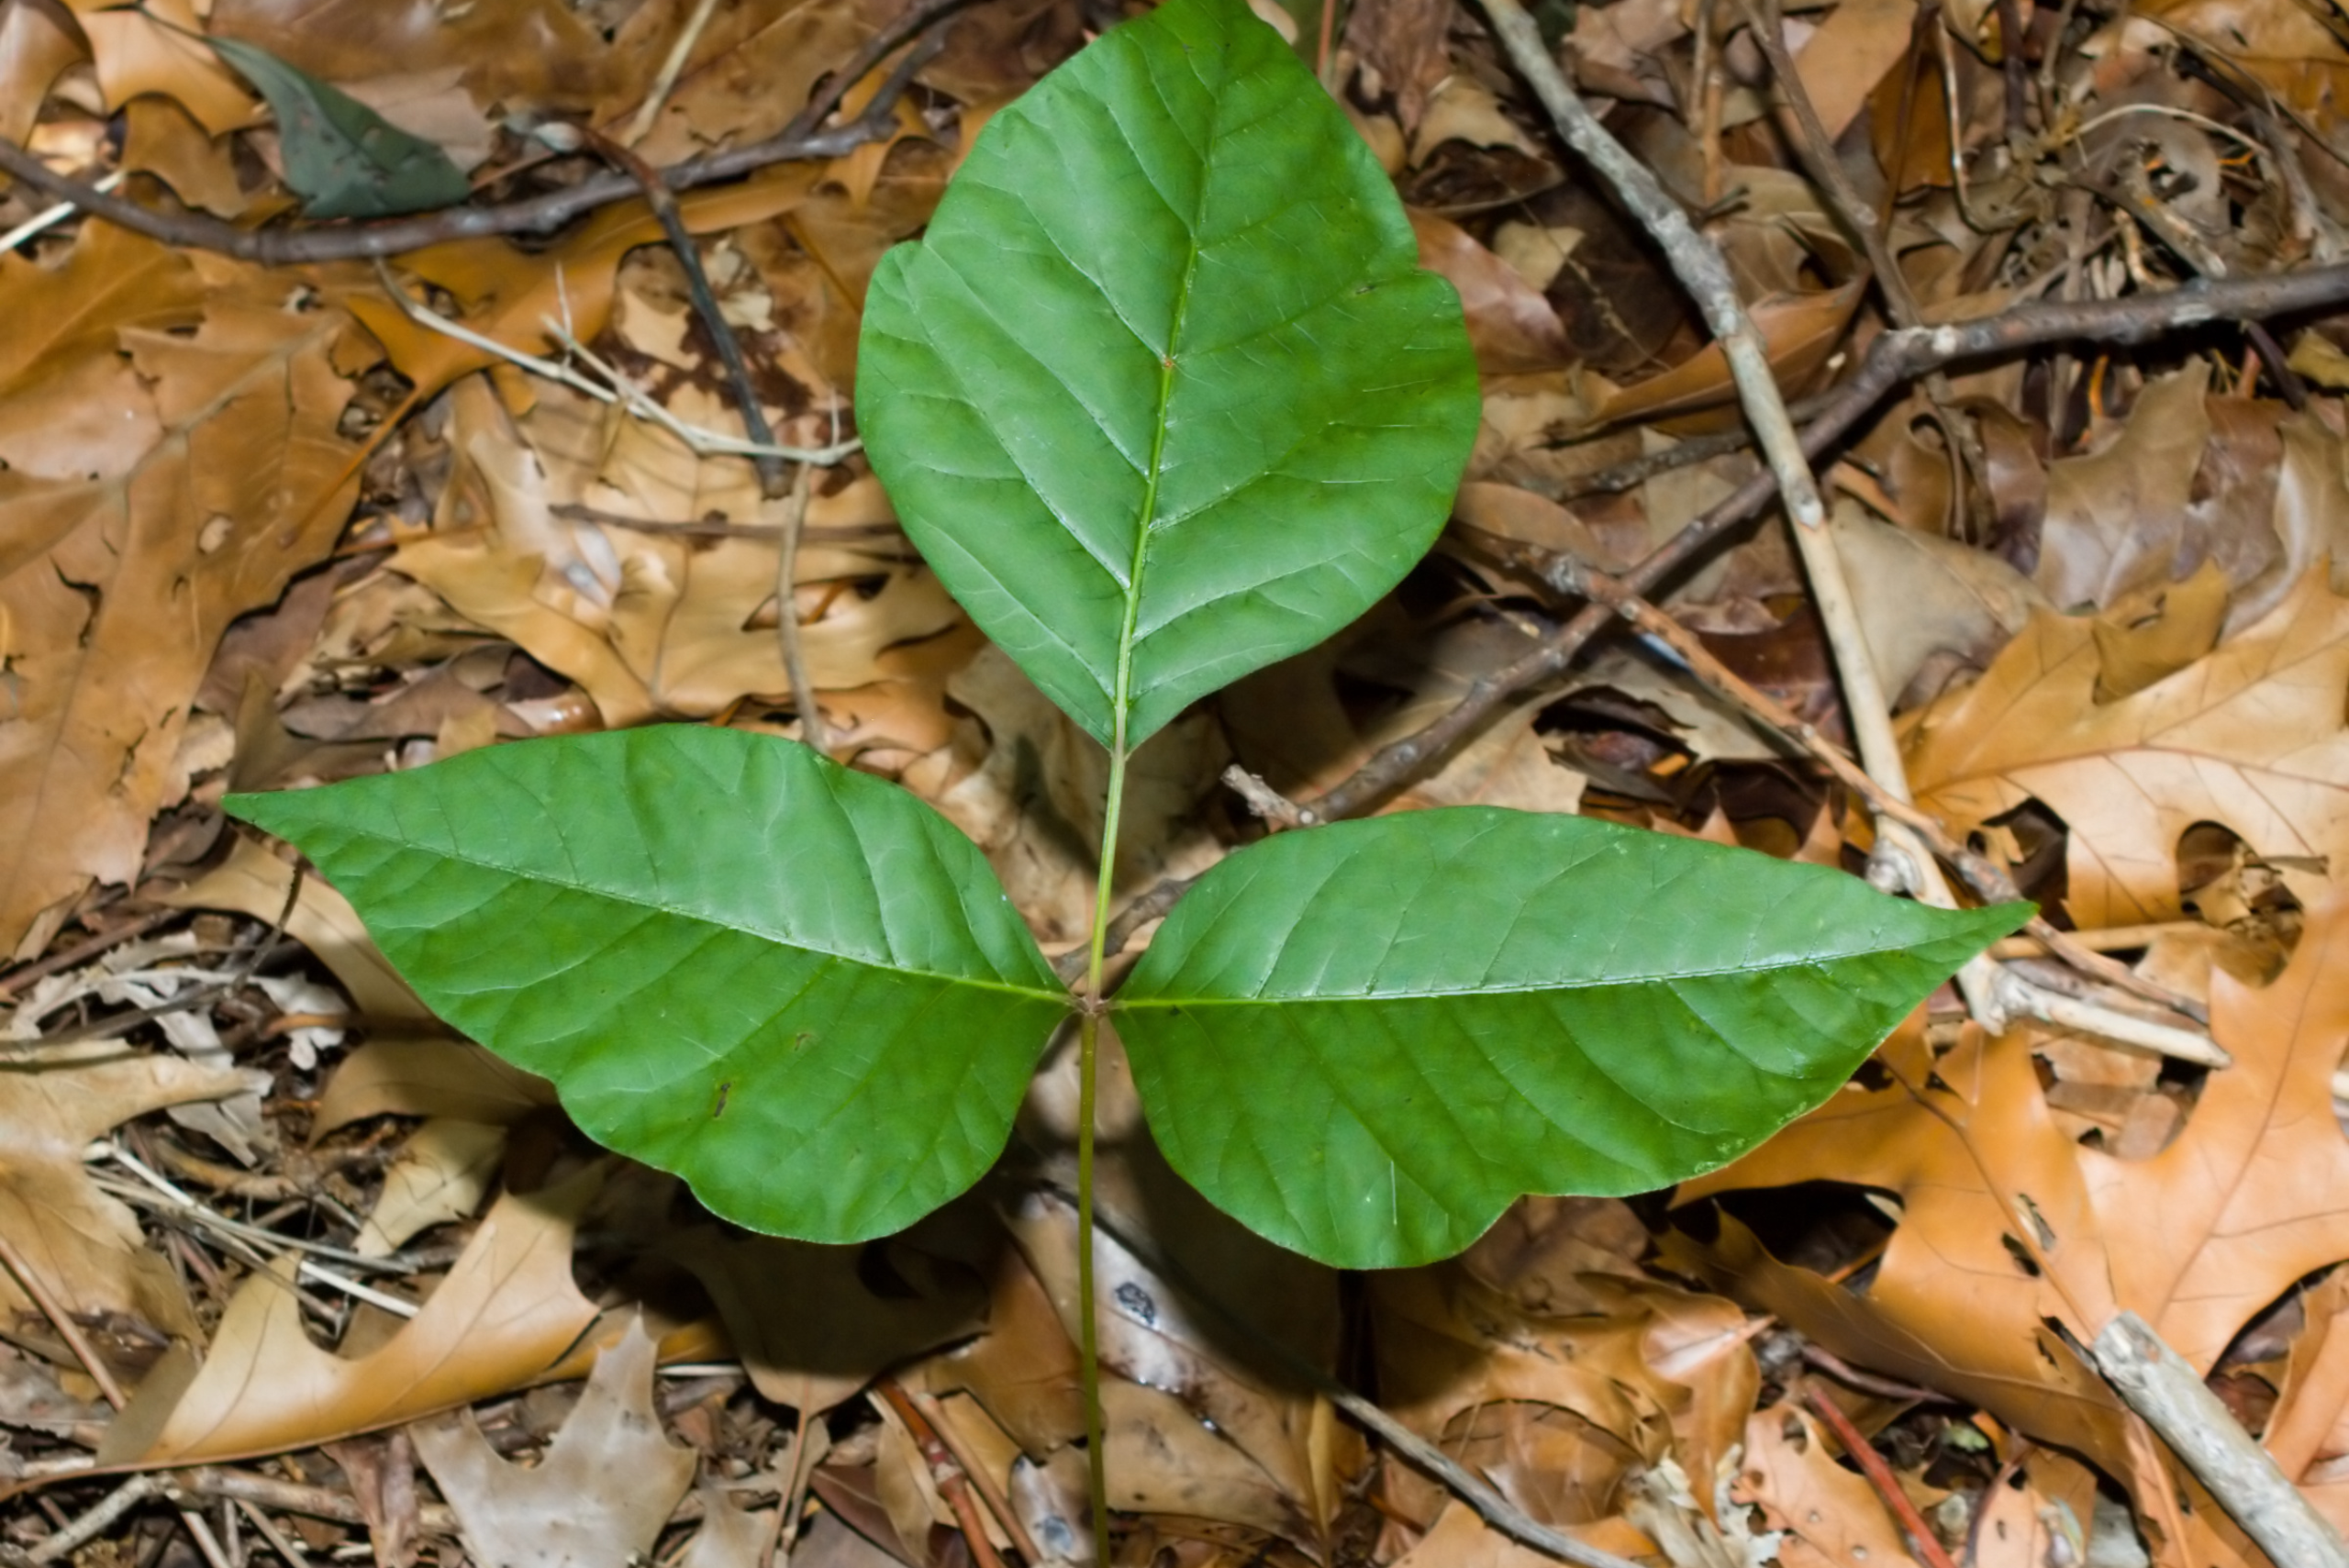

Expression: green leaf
xmin=228 ymin=728 xmax=1070 ymax=1243
xmin=207 ymin=36 xmax=471 ymax=218
xmin=855 ymin=0 xmax=1480 ymax=751
xmin=1116 ymin=808 xmax=2027 ymax=1268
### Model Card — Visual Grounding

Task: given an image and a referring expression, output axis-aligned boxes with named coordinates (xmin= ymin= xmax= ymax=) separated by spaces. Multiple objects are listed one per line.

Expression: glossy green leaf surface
xmin=1117 ymin=808 xmax=2026 ymax=1267
xmin=228 ymin=728 xmax=1070 ymax=1242
xmin=208 ymin=36 xmax=470 ymax=217
xmin=856 ymin=0 xmax=1480 ymax=750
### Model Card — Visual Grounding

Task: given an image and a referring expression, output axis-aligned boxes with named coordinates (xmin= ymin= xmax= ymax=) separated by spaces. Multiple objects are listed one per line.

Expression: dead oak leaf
xmin=1675 ymin=882 xmax=2349 ymax=1484
xmin=0 ymin=254 xmax=368 ymax=954
xmin=96 ymin=1167 xmax=604 ymax=1467
xmin=0 ymin=1040 xmax=247 ymax=1339
xmin=1904 ymin=566 xmax=2349 ymax=927
xmin=413 ymin=1316 xmax=696 ymax=1568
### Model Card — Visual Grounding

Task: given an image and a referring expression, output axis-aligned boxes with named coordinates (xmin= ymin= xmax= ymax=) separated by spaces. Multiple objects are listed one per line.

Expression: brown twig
xmin=876 ymin=1381 xmax=1010 ymax=1568
xmin=1802 ymin=1384 xmax=1960 ymax=1568
xmin=0 ymin=0 xmax=967 ymax=265
xmin=581 ymin=128 xmax=788 ymax=495
xmin=0 ymin=909 xmax=179 ymax=1003
xmin=906 ymin=1385 xmax=1045 ymax=1564
xmin=1300 ymin=260 xmax=2349 ymax=820
xmin=0 ymin=1232 xmax=128 ymax=1409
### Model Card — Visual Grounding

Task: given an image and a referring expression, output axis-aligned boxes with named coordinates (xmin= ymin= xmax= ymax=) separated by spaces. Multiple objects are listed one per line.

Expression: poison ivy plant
xmin=228 ymin=0 xmax=2025 ymax=1546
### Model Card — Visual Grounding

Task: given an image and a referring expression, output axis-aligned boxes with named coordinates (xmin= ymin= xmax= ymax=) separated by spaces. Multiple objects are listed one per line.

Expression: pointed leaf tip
xmin=1116 ymin=806 xmax=2027 ymax=1268
xmin=228 ymin=728 xmax=1072 ymax=1243
xmin=856 ymin=0 xmax=1481 ymax=749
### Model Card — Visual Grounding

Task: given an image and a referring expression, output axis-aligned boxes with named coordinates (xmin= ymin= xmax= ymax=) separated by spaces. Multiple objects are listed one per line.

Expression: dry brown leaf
xmin=1679 ymin=882 xmax=2349 ymax=1494
xmin=667 ymin=1229 xmax=985 ymax=1416
xmin=0 ymin=1038 xmax=244 ymax=1339
xmin=1101 ymin=1378 xmax=1311 ymax=1543
xmin=412 ymin=1316 xmax=696 ymax=1568
xmin=1592 ymin=282 xmax=1863 ymax=429
xmin=349 ymin=166 xmax=822 ymax=402
xmin=1006 ymin=1184 xmax=1348 ymax=1547
xmin=161 ymin=837 xmax=432 ymax=1021
xmin=0 ymin=243 xmax=368 ymax=955
xmin=1787 ymin=0 xmax=1918 ymax=139
xmin=1733 ymin=1405 xmax=1922 ymax=1568
xmin=2034 ymin=363 xmax=2212 ymax=612
xmin=210 ymin=0 xmax=621 ymax=118
xmin=680 ymin=1485 xmax=779 ymax=1568
xmin=921 ymin=1246 xmax=1085 ymax=1459
xmin=1829 ymin=499 xmax=2044 ymax=706
xmin=353 ymin=1118 xmax=506 ymax=1256
xmin=1373 ymin=1260 xmax=1756 ymax=1512
xmin=98 ymin=1167 xmax=606 ymax=1466
xmin=314 ymin=1037 xmax=557 ymax=1135
xmin=2090 ymin=558 xmax=2230 ymax=702
xmin=1904 ymin=567 xmax=2349 ymax=926
xmin=1392 ymin=1499 xmax=1658 ymax=1568
xmin=74 ymin=0 xmax=256 ymax=134
xmin=0 ymin=0 xmax=84 ymax=145
xmin=1410 ymin=210 xmax=1573 ymax=375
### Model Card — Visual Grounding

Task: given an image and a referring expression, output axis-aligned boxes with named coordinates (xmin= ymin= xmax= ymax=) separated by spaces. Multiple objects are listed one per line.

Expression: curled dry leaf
xmin=1905 ymin=567 xmax=2349 ymax=926
xmin=392 ymin=377 xmax=958 ymax=728
xmin=2035 ymin=363 xmax=2215 ymax=613
xmin=1675 ymin=883 xmax=2349 ymax=1500
xmin=97 ymin=1167 xmax=606 ymax=1466
xmin=0 ymin=231 xmax=365 ymax=955
xmin=1827 ymin=499 xmax=2045 ymax=706
xmin=413 ymin=1317 xmax=696 ymax=1568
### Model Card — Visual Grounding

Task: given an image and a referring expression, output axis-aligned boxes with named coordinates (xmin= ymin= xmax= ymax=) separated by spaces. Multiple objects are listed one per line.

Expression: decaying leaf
xmin=1675 ymin=883 xmax=2349 ymax=1500
xmin=98 ymin=1168 xmax=606 ymax=1466
xmin=0 ymin=234 xmax=368 ymax=956
xmin=1734 ymin=1405 xmax=1922 ymax=1568
xmin=1906 ymin=568 xmax=2349 ymax=925
xmin=413 ymin=1317 xmax=696 ymax=1568
xmin=0 ymin=1035 xmax=244 ymax=1340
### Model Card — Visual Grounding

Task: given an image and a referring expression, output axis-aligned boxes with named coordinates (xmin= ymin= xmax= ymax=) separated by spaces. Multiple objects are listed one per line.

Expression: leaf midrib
xmin=341 ymin=827 xmax=1072 ymax=1006
xmin=1118 ymin=951 xmax=1929 ymax=1006
xmin=1107 ymin=73 xmax=1213 ymax=749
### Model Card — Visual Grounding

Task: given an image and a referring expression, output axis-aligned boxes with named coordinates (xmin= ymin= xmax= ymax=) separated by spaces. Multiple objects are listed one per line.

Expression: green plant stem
xmin=1075 ymin=740 xmax=1131 ymax=1568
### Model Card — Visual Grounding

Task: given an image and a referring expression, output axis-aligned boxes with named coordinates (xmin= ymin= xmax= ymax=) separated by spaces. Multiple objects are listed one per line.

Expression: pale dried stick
xmin=624 ymin=0 xmax=725 ymax=145
xmin=2089 ymin=1315 xmax=2349 ymax=1568
xmin=774 ymin=462 xmax=829 ymax=752
xmin=1478 ymin=0 xmax=2027 ymax=1031
xmin=369 ymin=261 xmax=858 ymax=464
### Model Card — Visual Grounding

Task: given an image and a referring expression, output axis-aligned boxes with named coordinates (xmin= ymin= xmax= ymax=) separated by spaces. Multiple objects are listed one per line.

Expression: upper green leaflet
xmin=1116 ymin=808 xmax=2029 ymax=1268
xmin=228 ymin=728 xmax=1069 ymax=1243
xmin=856 ymin=0 xmax=1480 ymax=751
